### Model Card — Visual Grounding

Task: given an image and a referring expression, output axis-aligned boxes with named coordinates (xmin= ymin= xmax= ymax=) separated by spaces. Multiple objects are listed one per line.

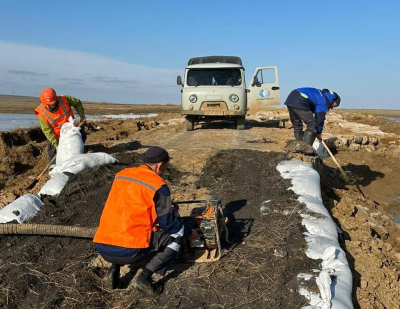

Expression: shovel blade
xmin=26 ymin=178 xmax=39 ymax=190
xmin=341 ymin=171 xmax=360 ymax=185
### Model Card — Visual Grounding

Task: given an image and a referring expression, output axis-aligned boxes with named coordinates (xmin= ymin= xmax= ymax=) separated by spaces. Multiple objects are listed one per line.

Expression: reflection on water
xmin=382 ymin=116 xmax=400 ymax=122
xmin=392 ymin=214 xmax=400 ymax=224
xmin=0 ymin=113 xmax=158 ymax=132
xmin=0 ymin=113 xmax=38 ymax=131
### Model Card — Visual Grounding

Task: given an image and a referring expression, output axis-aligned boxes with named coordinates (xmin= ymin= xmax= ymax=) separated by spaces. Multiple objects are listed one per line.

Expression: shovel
xmin=26 ymin=155 xmax=56 ymax=190
xmin=321 ymin=140 xmax=360 ymax=185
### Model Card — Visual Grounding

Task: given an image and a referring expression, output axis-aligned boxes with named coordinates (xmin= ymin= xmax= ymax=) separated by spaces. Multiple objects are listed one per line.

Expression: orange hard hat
xmin=40 ymin=88 xmax=58 ymax=105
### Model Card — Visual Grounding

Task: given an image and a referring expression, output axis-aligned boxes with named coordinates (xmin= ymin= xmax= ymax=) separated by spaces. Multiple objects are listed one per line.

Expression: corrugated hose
xmin=0 ymin=224 xmax=97 ymax=239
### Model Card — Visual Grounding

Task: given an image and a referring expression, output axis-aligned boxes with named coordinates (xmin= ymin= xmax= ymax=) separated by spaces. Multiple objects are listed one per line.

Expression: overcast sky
xmin=1 ymin=0 xmax=399 ymax=108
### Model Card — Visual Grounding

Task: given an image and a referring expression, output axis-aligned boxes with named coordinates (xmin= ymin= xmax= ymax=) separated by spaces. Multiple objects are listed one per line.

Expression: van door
xmin=247 ymin=66 xmax=280 ymax=113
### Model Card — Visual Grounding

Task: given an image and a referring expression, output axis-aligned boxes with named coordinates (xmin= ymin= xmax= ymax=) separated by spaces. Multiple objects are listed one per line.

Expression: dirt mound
xmin=0 ymin=128 xmax=47 ymax=202
xmin=284 ymin=140 xmax=316 ymax=155
xmin=0 ymin=152 xmax=142 ymax=308
xmin=0 ymin=115 xmax=178 ymax=209
xmin=0 ymin=149 xmax=317 ymax=308
xmin=1 ymin=107 xmax=400 ymax=308
xmin=315 ymin=161 xmax=400 ymax=308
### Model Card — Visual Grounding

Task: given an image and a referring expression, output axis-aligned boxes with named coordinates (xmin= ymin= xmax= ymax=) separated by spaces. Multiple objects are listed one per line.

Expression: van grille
xmin=200 ymin=101 xmax=228 ymax=111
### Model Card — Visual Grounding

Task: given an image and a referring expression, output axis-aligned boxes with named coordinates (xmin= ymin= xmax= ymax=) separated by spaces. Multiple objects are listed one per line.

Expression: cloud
xmin=8 ymin=69 xmax=49 ymax=76
xmin=59 ymin=78 xmax=84 ymax=82
xmin=92 ymin=76 xmax=138 ymax=87
xmin=68 ymin=81 xmax=86 ymax=86
xmin=0 ymin=42 xmax=181 ymax=103
xmin=153 ymin=83 xmax=178 ymax=88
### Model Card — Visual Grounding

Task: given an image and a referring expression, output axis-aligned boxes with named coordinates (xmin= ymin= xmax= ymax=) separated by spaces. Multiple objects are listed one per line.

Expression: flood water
xmin=0 ymin=113 xmax=38 ymax=131
xmin=392 ymin=214 xmax=400 ymax=224
xmin=382 ymin=116 xmax=400 ymax=122
xmin=0 ymin=113 xmax=158 ymax=132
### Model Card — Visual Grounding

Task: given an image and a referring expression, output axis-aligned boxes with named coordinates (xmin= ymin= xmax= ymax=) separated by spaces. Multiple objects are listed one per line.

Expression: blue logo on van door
xmin=259 ymin=90 xmax=270 ymax=98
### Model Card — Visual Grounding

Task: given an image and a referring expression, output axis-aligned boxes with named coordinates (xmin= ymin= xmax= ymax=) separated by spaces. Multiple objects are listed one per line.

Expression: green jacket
xmin=39 ymin=95 xmax=85 ymax=147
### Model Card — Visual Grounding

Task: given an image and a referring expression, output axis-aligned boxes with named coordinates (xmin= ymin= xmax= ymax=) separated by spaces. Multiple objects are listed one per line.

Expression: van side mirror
xmin=177 ymin=76 xmax=182 ymax=85
xmin=251 ymin=76 xmax=259 ymax=86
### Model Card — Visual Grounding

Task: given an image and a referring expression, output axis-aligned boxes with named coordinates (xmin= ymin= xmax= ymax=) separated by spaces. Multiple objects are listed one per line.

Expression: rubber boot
xmin=103 ymin=264 xmax=120 ymax=289
xmin=131 ymin=268 xmax=163 ymax=296
xmin=294 ymin=131 xmax=304 ymax=141
xmin=303 ymin=129 xmax=317 ymax=146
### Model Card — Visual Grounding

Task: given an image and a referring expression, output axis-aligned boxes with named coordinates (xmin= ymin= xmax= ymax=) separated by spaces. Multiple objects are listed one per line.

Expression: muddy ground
xmin=0 ymin=149 xmax=315 ymax=309
xmin=0 ymin=104 xmax=399 ymax=308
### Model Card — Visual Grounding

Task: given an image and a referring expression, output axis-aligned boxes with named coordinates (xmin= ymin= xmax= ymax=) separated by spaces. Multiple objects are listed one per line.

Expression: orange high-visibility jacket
xmin=34 ymin=95 xmax=74 ymax=140
xmin=93 ymin=165 xmax=166 ymax=249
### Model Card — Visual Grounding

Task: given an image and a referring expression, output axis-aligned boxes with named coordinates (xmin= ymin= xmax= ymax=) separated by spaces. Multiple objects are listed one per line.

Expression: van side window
xmin=256 ymin=69 xmax=276 ymax=84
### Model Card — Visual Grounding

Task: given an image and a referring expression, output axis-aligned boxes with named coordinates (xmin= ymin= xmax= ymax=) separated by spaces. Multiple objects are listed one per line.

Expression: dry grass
xmin=337 ymin=108 xmax=400 ymax=118
xmin=0 ymin=94 xmax=180 ymax=115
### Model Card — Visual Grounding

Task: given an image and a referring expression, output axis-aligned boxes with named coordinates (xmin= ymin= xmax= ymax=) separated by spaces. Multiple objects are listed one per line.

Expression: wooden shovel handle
xmin=321 ymin=140 xmax=347 ymax=175
xmin=36 ymin=155 xmax=56 ymax=180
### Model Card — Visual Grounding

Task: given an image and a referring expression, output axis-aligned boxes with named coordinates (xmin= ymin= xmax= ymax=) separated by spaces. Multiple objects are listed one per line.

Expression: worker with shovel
xmin=284 ymin=88 xmax=341 ymax=145
xmin=35 ymin=88 xmax=87 ymax=160
xmin=93 ymin=146 xmax=199 ymax=295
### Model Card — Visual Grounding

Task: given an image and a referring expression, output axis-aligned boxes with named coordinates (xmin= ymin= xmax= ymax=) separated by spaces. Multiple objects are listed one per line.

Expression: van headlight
xmin=229 ymin=94 xmax=239 ymax=103
xmin=189 ymin=95 xmax=197 ymax=103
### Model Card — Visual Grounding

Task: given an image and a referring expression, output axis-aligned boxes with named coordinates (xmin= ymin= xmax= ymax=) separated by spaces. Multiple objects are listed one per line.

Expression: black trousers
xmin=100 ymin=230 xmax=182 ymax=276
xmin=46 ymin=129 xmax=87 ymax=160
xmin=287 ymin=107 xmax=317 ymax=133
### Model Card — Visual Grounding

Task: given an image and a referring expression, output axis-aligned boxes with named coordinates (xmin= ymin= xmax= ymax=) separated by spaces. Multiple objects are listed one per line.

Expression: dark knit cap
xmin=334 ymin=93 xmax=341 ymax=106
xmin=143 ymin=146 xmax=170 ymax=163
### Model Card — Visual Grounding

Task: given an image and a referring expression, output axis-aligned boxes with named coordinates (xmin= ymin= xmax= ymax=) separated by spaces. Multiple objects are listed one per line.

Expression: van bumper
xmin=182 ymin=110 xmax=245 ymax=116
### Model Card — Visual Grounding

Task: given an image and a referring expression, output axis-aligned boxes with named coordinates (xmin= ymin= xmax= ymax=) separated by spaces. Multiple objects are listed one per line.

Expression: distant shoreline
xmin=0 ymin=94 xmax=180 ymax=115
xmin=1 ymin=93 xmax=400 ymax=117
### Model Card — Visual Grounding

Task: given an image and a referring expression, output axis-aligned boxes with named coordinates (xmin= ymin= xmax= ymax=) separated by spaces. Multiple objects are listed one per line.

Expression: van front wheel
xmin=236 ymin=116 xmax=245 ymax=130
xmin=185 ymin=117 xmax=194 ymax=131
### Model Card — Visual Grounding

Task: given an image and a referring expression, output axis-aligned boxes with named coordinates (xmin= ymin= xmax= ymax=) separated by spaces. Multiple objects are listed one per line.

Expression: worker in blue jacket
xmin=284 ymin=87 xmax=341 ymax=145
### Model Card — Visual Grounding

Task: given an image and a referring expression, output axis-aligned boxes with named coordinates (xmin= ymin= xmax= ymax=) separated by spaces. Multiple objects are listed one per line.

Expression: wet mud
xmin=0 ymin=149 xmax=314 ymax=309
xmin=0 ymin=107 xmax=399 ymax=308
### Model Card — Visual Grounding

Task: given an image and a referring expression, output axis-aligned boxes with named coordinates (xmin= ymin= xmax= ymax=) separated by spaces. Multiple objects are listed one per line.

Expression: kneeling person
xmin=93 ymin=146 xmax=198 ymax=295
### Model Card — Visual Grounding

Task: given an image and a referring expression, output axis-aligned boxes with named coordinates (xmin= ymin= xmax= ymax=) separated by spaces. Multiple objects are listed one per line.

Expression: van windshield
xmin=187 ymin=69 xmax=242 ymax=86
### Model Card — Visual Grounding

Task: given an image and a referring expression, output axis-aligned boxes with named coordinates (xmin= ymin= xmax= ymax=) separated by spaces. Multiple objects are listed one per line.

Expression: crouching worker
xmin=93 ymin=146 xmax=199 ymax=295
xmin=35 ymin=88 xmax=86 ymax=160
xmin=284 ymin=88 xmax=341 ymax=145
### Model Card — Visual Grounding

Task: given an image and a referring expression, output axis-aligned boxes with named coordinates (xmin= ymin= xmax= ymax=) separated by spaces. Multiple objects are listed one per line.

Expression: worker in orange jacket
xmin=35 ymin=88 xmax=86 ymax=160
xmin=93 ymin=146 xmax=199 ymax=295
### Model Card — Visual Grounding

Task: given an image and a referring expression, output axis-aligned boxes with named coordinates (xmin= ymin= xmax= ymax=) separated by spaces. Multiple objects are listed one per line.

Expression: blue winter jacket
xmin=284 ymin=87 xmax=337 ymax=133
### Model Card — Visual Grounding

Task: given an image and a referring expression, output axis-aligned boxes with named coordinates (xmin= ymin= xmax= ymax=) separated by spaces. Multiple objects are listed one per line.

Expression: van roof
xmin=187 ymin=63 xmax=243 ymax=69
xmin=188 ymin=56 xmax=242 ymax=66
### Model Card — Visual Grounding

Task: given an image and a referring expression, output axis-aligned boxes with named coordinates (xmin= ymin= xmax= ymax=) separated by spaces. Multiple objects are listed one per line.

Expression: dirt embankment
xmin=0 ymin=147 xmax=315 ymax=308
xmin=0 ymin=108 xmax=399 ymax=308
xmin=0 ymin=113 xmax=181 ymax=208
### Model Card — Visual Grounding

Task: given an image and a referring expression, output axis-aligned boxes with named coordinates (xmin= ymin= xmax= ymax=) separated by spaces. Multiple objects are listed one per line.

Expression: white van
xmin=177 ymin=56 xmax=280 ymax=131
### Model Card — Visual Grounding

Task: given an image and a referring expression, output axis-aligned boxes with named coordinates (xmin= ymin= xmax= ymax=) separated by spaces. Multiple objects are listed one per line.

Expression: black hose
xmin=0 ymin=224 xmax=97 ymax=239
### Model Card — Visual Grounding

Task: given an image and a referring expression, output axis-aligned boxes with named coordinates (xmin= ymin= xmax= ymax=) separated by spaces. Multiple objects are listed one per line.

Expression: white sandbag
xmin=316 ymin=271 xmax=332 ymax=309
xmin=0 ymin=193 xmax=43 ymax=223
xmin=313 ymin=140 xmax=329 ymax=159
xmin=277 ymin=161 xmax=353 ymax=309
xmin=276 ymin=161 xmax=322 ymax=201
xmin=56 ymin=117 xmax=84 ymax=165
xmin=38 ymin=173 xmax=69 ymax=196
xmin=50 ymin=152 xmax=117 ymax=176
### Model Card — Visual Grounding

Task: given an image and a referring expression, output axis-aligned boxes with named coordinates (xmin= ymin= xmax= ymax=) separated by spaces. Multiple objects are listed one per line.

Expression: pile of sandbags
xmin=0 ymin=120 xmax=118 ymax=223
